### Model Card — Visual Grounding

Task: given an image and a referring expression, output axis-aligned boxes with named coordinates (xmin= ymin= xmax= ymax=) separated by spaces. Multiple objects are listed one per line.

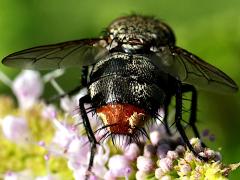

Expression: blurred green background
xmin=0 ymin=0 xmax=239 ymax=178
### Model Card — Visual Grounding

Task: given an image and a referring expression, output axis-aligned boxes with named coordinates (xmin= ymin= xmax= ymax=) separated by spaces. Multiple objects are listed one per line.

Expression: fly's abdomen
xmin=89 ymin=52 xmax=166 ymax=111
xmin=90 ymin=52 xmax=168 ymax=86
xmin=88 ymin=52 xmax=167 ymax=135
xmin=89 ymin=75 xmax=164 ymax=112
xmin=89 ymin=74 xmax=165 ymax=135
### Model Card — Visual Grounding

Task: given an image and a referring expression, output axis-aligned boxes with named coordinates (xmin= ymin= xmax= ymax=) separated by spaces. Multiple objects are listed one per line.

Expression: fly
xmin=2 ymin=15 xmax=238 ymax=178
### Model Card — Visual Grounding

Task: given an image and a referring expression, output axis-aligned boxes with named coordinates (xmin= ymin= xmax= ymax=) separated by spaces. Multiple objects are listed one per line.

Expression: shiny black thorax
xmin=88 ymin=51 xmax=176 ymax=114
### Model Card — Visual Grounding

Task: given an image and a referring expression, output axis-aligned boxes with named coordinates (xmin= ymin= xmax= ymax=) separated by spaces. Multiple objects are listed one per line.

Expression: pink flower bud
xmin=124 ymin=143 xmax=140 ymax=161
xmin=4 ymin=172 xmax=18 ymax=180
xmin=38 ymin=141 xmax=46 ymax=147
xmin=44 ymin=154 xmax=50 ymax=161
xmin=42 ymin=105 xmax=57 ymax=119
xmin=150 ymin=130 xmax=161 ymax=145
xmin=60 ymin=97 xmax=75 ymax=113
xmin=159 ymin=157 xmax=173 ymax=173
xmin=184 ymin=152 xmax=196 ymax=163
xmin=72 ymin=166 xmax=89 ymax=180
xmin=205 ymin=149 xmax=216 ymax=159
xmin=155 ymin=168 xmax=165 ymax=179
xmin=35 ymin=175 xmax=60 ymax=180
xmin=161 ymin=175 xmax=172 ymax=180
xmin=179 ymin=164 xmax=191 ymax=176
xmin=190 ymin=138 xmax=203 ymax=153
xmin=136 ymin=170 xmax=147 ymax=180
xmin=1 ymin=115 xmax=30 ymax=144
xmin=52 ymin=118 xmax=76 ymax=149
xmin=4 ymin=170 xmax=34 ymax=180
xmin=104 ymin=171 xmax=117 ymax=180
xmin=12 ymin=70 xmax=43 ymax=109
xmin=91 ymin=163 xmax=108 ymax=179
xmin=108 ymin=155 xmax=131 ymax=177
xmin=94 ymin=143 xmax=110 ymax=166
xmin=67 ymin=137 xmax=89 ymax=164
xmin=137 ymin=156 xmax=155 ymax=173
xmin=167 ymin=150 xmax=178 ymax=160
xmin=198 ymin=152 xmax=207 ymax=159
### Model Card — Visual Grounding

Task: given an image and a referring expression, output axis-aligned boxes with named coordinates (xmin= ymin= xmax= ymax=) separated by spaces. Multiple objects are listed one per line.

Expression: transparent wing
xmin=151 ymin=46 xmax=238 ymax=93
xmin=2 ymin=38 xmax=108 ymax=70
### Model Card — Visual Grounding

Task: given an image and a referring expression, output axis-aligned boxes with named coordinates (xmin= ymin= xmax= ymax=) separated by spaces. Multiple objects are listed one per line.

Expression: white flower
xmin=108 ymin=155 xmax=131 ymax=177
xmin=60 ymin=87 xmax=88 ymax=114
xmin=35 ymin=174 xmax=61 ymax=180
xmin=124 ymin=143 xmax=140 ymax=161
xmin=135 ymin=170 xmax=147 ymax=180
xmin=137 ymin=156 xmax=155 ymax=173
xmin=104 ymin=171 xmax=117 ymax=180
xmin=12 ymin=70 xmax=43 ymax=109
xmin=150 ymin=130 xmax=161 ymax=145
xmin=51 ymin=118 xmax=76 ymax=149
xmin=1 ymin=115 xmax=30 ymax=144
xmin=71 ymin=166 xmax=89 ymax=180
xmin=67 ymin=136 xmax=90 ymax=169
xmin=41 ymin=105 xmax=57 ymax=119
xmin=94 ymin=143 xmax=110 ymax=166
xmin=166 ymin=150 xmax=179 ymax=160
xmin=60 ymin=96 xmax=76 ymax=114
xmin=155 ymin=168 xmax=165 ymax=179
xmin=159 ymin=157 xmax=173 ymax=173
xmin=4 ymin=170 xmax=34 ymax=180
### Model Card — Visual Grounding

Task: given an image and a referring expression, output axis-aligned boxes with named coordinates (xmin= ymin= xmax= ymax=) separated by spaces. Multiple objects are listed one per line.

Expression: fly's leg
xmin=163 ymin=95 xmax=172 ymax=135
xmin=79 ymin=95 xmax=98 ymax=179
xmin=175 ymin=81 xmax=207 ymax=161
xmin=80 ymin=66 xmax=98 ymax=179
xmin=182 ymin=84 xmax=206 ymax=147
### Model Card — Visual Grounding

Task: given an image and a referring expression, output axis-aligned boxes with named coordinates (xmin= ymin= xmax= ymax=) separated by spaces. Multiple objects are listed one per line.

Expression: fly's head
xmin=106 ymin=15 xmax=176 ymax=53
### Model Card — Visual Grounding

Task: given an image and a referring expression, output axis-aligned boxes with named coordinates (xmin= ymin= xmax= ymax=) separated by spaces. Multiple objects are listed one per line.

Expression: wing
xmin=2 ymin=38 xmax=108 ymax=70
xmin=151 ymin=46 xmax=238 ymax=93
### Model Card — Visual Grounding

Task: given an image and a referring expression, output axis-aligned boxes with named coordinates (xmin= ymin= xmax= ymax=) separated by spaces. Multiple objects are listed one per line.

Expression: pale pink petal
xmin=124 ymin=143 xmax=140 ymax=161
xmin=108 ymin=155 xmax=131 ymax=177
xmin=136 ymin=156 xmax=155 ymax=173
xmin=41 ymin=105 xmax=57 ymax=119
xmin=12 ymin=70 xmax=43 ymax=109
xmin=1 ymin=115 xmax=30 ymax=144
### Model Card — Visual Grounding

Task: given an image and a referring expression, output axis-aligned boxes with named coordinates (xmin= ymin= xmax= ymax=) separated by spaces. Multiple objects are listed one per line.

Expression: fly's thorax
xmin=106 ymin=15 xmax=176 ymax=53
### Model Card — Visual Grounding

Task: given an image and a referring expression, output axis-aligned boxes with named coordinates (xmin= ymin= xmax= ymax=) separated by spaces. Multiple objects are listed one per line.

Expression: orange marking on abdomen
xmin=96 ymin=103 xmax=149 ymax=134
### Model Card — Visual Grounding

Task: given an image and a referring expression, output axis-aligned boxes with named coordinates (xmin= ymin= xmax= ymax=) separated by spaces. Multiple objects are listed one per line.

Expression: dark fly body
xmin=2 ymin=15 xmax=238 ymax=178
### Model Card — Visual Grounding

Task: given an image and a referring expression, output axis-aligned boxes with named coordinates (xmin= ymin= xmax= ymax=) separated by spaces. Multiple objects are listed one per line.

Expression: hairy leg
xmin=175 ymin=82 xmax=207 ymax=161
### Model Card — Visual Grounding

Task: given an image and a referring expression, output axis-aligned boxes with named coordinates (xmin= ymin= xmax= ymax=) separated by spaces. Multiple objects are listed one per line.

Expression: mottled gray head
xmin=107 ymin=15 xmax=176 ymax=52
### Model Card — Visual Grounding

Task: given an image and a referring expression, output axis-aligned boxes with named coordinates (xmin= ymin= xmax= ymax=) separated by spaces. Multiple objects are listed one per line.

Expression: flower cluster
xmin=0 ymin=70 xmax=239 ymax=180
